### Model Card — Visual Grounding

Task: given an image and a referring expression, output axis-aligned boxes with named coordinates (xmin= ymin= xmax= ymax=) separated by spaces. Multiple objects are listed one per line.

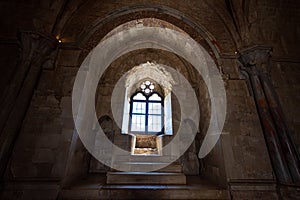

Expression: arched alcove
xmin=93 ymin=50 xmax=225 ymax=184
xmin=64 ymin=17 xmax=228 ymax=188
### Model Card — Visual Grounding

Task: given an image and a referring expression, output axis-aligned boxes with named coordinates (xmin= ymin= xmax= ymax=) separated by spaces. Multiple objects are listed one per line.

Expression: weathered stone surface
xmin=279 ymin=185 xmax=300 ymax=200
xmin=231 ymin=190 xmax=278 ymax=200
xmin=229 ymin=181 xmax=278 ymax=200
xmin=0 ymin=1 xmax=299 ymax=199
xmin=57 ymin=49 xmax=81 ymax=67
xmin=32 ymin=149 xmax=56 ymax=163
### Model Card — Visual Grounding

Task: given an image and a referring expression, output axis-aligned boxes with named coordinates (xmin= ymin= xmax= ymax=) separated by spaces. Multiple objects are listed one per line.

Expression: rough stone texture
xmin=0 ymin=1 xmax=299 ymax=199
xmin=4 ymin=47 xmax=79 ymax=180
xmin=222 ymin=77 xmax=274 ymax=180
xmin=56 ymin=49 xmax=81 ymax=67
xmin=0 ymin=42 xmax=18 ymax=100
xmin=229 ymin=181 xmax=279 ymax=200
xmin=0 ymin=182 xmax=60 ymax=200
xmin=279 ymin=185 xmax=300 ymax=200
xmin=8 ymin=92 xmax=63 ymax=178
xmin=231 ymin=190 xmax=278 ymax=200
xmin=59 ymin=0 xmax=236 ymax=53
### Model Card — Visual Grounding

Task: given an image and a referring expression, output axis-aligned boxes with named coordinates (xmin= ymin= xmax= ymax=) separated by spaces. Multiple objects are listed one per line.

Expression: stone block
xmin=231 ymin=190 xmax=278 ymax=200
xmin=57 ymin=49 xmax=81 ymax=67
xmin=36 ymin=163 xmax=54 ymax=177
xmin=42 ymin=123 xmax=62 ymax=135
xmin=61 ymin=129 xmax=73 ymax=142
xmin=35 ymin=134 xmax=61 ymax=149
xmin=60 ymin=97 xmax=73 ymax=118
xmin=32 ymin=148 xmax=56 ymax=163
xmin=280 ymin=185 xmax=300 ymax=200
xmin=10 ymin=163 xmax=38 ymax=178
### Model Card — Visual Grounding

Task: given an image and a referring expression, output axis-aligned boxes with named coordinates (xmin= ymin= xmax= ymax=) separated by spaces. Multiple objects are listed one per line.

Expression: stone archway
xmin=65 ymin=16 xmax=225 ymax=187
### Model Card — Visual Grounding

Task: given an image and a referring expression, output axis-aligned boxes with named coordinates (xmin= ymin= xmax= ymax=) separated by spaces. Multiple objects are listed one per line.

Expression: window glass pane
xmin=133 ymin=93 xmax=146 ymax=100
xmin=148 ymin=115 xmax=162 ymax=132
xmin=148 ymin=102 xmax=162 ymax=114
xmin=149 ymin=93 xmax=161 ymax=101
xmin=132 ymin=102 xmax=146 ymax=114
xmin=131 ymin=115 xmax=145 ymax=132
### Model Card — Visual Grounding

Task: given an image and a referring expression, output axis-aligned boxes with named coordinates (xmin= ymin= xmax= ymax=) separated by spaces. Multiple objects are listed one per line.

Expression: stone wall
xmin=0 ymin=41 xmax=18 ymax=99
xmin=221 ymin=57 xmax=276 ymax=198
xmin=0 ymin=1 xmax=299 ymax=199
xmin=5 ymin=48 xmax=81 ymax=181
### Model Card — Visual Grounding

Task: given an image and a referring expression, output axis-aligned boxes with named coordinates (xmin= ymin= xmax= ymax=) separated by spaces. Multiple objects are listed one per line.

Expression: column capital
xmin=238 ymin=45 xmax=272 ymax=75
xmin=17 ymin=31 xmax=58 ymax=65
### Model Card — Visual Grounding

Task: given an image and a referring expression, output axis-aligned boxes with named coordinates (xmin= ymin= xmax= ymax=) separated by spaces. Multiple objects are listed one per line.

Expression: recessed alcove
xmin=62 ymin=18 xmax=227 ymax=192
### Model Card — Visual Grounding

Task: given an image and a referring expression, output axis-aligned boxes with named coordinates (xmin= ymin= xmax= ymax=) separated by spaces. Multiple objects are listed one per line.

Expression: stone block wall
xmin=220 ymin=57 xmax=277 ymax=198
xmin=222 ymin=77 xmax=274 ymax=180
xmin=0 ymin=41 xmax=18 ymax=97
xmin=4 ymin=48 xmax=80 ymax=181
xmin=0 ymin=1 xmax=299 ymax=199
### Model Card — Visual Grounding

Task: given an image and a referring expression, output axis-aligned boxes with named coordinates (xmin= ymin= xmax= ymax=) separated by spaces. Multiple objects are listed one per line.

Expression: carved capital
xmin=238 ymin=45 xmax=272 ymax=75
xmin=17 ymin=31 xmax=58 ymax=67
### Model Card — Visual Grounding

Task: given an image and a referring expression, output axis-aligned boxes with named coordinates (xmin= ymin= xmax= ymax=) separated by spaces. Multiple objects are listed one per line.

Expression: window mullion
xmin=161 ymin=100 xmax=164 ymax=134
xmin=145 ymin=98 xmax=149 ymax=133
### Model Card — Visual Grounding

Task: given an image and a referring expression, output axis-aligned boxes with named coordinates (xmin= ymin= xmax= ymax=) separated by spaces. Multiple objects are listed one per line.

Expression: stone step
xmin=100 ymin=185 xmax=229 ymax=200
xmin=112 ymin=161 xmax=182 ymax=172
xmin=58 ymin=175 xmax=229 ymax=200
xmin=113 ymin=155 xmax=178 ymax=162
xmin=59 ymin=185 xmax=229 ymax=200
xmin=107 ymin=172 xmax=186 ymax=185
xmin=60 ymin=186 xmax=229 ymax=200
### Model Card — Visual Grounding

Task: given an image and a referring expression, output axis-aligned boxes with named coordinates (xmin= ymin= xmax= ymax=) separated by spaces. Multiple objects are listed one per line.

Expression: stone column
xmin=0 ymin=31 xmax=57 ymax=179
xmin=239 ymin=45 xmax=300 ymax=184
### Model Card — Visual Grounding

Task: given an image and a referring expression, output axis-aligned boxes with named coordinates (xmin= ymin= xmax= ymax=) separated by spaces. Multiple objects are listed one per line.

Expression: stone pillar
xmin=0 ymin=31 xmax=57 ymax=179
xmin=239 ymin=45 xmax=300 ymax=184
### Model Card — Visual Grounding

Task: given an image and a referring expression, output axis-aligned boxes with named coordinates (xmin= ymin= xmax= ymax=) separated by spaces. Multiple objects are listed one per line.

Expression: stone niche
xmin=88 ymin=47 xmax=218 ymax=179
xmin=73 ymin=18 xmax=227 ymax=187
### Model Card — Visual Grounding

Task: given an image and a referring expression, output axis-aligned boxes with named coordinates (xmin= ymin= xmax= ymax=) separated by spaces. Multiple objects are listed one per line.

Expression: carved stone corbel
xmin=239 ymin=45 xmax=272 ymax=76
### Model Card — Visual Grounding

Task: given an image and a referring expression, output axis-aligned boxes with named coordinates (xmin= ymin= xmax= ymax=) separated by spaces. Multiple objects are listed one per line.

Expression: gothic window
xmin=129 ymin=81 xmax=163 ymax=134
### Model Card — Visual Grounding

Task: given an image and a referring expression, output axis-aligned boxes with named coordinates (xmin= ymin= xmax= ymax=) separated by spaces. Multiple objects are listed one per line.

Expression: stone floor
xmin=58 ymin=174 xmax=229 ymax=200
